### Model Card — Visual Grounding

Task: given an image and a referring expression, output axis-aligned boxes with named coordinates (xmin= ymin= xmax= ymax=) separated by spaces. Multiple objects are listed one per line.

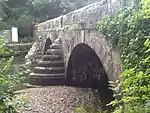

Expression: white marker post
xmin=11 ymin=27 xmax=18 ymax=42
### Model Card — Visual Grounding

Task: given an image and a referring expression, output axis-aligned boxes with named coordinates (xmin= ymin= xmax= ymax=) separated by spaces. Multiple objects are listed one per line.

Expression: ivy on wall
xmin=97 ymin=0 xmax=150 ymax=112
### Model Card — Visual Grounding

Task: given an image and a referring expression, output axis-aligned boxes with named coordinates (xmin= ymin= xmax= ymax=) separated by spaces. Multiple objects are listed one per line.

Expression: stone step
xmin=30 ymin=73 xmax=65 ymax=78
xmin=35 ymin=55 xmax=43 ymax=59
xmin=42 ymin=55 xmax=63 ymax=61
xmin=29 ymin=75 xmax=65 ymax=86
xmin=50 ymin=44 xmax=62 ymax=49
xmin=36 ymin=58 xmax=42 ymax=62
xmin=34 ymin=67 xmax=65 ymax=74
xmin=46 ymin=49 xmax=63 ymax=55
xmin=38 ymin=61 xmax=65 ymax=67
xmin=38 ymin=52 xmax=43 ymax=55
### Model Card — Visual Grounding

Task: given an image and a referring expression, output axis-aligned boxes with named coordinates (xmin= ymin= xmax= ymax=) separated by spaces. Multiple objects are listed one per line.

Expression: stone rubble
xmin=16 ymin=86 xmax=99 ymax=113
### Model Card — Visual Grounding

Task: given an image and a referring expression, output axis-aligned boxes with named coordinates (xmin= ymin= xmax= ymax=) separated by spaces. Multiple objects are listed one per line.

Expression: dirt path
xmin=15 ymin=86 xmax=98 ymax=113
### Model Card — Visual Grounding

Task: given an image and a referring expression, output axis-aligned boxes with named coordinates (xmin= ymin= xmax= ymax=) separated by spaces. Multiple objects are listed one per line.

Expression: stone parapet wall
xmin=7 ymin=43 xmax=32 ymax=52
xmin=35 ymin=0 xmax=120 ymax=31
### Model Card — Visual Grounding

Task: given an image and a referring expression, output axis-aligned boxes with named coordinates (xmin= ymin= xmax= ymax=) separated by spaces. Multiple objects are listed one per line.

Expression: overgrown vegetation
xmin=0 ymin=38 xmax=28 ymax=113
xmin=97 ymin=0 xmax=150 ymax=112
xmin=74 ymin=90 xmax=108 ymax=113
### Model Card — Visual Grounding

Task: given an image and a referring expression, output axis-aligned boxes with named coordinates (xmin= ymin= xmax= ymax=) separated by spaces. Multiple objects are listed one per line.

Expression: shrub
xmin=0 ymin=38 xmax=28 ymax=113
xmin=97 ymin=0 xmax=150 ymax=112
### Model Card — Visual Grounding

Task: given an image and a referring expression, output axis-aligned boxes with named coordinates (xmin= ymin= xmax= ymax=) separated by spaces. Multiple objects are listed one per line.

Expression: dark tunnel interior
xmin=44 ymin=38 xmax=52 ymax=55
xmin=66 ymin=43 xmax=114 ymax=107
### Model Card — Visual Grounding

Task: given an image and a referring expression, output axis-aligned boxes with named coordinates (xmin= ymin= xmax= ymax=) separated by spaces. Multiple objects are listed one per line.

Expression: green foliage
xmin=74 ymin=90 xmax=109 ymax=113
xmin=97 ymin=0 xmax=150 ymax=112
xmin=0 ymin=0 xmax=100 ymax=30
xmin=75 ymin=106 xmax=107 ymax=113
xmin=0 ymin=38 xmax=28 ymax=113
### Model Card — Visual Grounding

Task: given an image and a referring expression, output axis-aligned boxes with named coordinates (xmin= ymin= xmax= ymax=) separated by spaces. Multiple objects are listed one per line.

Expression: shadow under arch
xmin=44 ymin=38 xmax=52 ymax=55
xmin=66 ymin=43 xmax=114 ymax=107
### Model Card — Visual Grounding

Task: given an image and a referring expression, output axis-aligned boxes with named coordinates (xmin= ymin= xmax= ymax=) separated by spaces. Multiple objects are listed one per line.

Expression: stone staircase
xmin=29 ymin=39 xmax=65 ymax=85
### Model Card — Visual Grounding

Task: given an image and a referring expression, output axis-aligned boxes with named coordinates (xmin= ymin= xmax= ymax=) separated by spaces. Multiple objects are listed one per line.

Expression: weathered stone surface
xmin=34 ymin=67 xmax=65 ymax=74
xmin=35 ymin=0 xmax=120 ymax=30
xmin=42 ymin=55 xmax=62 ymax=61
xmin=38 ymin=61 xmax=65 ymax=67
xmin=29 ymin=74 xmax=65 ymax=85
xmin=7 ymin=42 xmax=32 ymax=49
xmin=29 ymin=41 xmax=66 ymax=85
xmin=46 ymin=49 xmax=63 ymax=55
xmin=31 ymin=0 xmax=122 ymax=82
xmin=60 ymin=29 xmax=121 ymax=81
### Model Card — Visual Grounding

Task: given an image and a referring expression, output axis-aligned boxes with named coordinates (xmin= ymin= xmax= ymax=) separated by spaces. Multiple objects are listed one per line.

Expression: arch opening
xmin=44 ymin=38 xmax=52 ymax=55
xmin=66 ymin=43 xmax=114 ymax=106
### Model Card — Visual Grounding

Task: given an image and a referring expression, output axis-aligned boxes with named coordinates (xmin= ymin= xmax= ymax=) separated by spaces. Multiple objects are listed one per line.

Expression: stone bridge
xmin=28 ymin=0 xmax=122 ymax=90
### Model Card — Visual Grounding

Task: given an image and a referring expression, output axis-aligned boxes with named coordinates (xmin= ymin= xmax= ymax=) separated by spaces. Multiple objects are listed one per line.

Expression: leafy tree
xmin=0 ymin=0 xmax=102 ymax=30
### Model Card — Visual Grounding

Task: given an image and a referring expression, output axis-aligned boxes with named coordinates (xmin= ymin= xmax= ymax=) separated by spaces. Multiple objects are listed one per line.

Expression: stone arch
xmin=66 ymin=43 xmax=114 ymax=106
xmin=43 ymin=38 xmax=52 ymax=55
xmin=66 ymin=43 xmax=114 ymax=107
xmin=66 ymin=43 xmax=109 ymax=89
